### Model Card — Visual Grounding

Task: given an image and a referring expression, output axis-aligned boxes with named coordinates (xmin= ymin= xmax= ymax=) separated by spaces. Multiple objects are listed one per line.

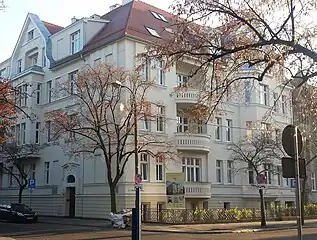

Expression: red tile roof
xmin=43 ymin=21 xmax=64 ymax=35
xmin=83 ymin=0 xmax=174 ymax=54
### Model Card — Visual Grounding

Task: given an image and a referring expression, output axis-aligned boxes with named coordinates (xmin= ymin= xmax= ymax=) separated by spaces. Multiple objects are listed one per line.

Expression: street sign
xmin=256 ymin=174 xmax=267 ymax=184
xmin=281 ymin=157 xmax=306 ymax=178
xmin=28 ymin=179 xmax=36 ymax=189
xmin=282 ymin=125 xmax=303 ymax=157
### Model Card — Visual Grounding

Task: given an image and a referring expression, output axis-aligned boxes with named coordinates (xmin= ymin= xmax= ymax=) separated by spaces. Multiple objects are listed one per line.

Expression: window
xmin=42 ymin=47 xmax=46 ymax=67
xmin=69 ymin=71 xmax=78 ymax=95
xmin=177 ymin=117 xmax=189 ymax=133
xmin=277 ymin=166 xmax=282 ymax=186
xmin=47 ymin=80 xmax=52 ymax=103
xmin=182 ymin=158 xmax=201 ymax=182
xmin=177 ymin=75 xmax=188 ymax=87
xmin=156 ymin=105 xmax=165 ymax=132
xmin=215 ymin=118 xmax=222 ymax=140
xmin=244 ymin=81 xmax=251 ymax=103
xmin=312 ymin=173 xmax=316 ymax=191
xmin=261 ymin=122 xmax=272 ymax=143
xmin=264 ymin=163 xmax=273 ymax=184
xmin=27 ymin=30 xmax=34 ymax=41
xmin=17 ymin=59 xmax=22 ymax=73
xmin=140 ymin=154 xmax=149 ymax=181
xmin=35 ymin=122 xmax=41 ymax=144
xmin=36 ymin=83 xmax=41 ymax=104
xmin=141 ymin=59 xmax=150 ymax=81
xmin=46 ymin=121 xmax=52 ymax=142
xmin=16 ymin=124 xmax=21 ymax=145
xmin=246 ymin=121 xmax=253 ymax=140
xmin=216 ymin=160 xmax=223 ymax=183
xmin=156 ymin=60 xmax=164 ymax=85
xmin=0 ymin=68 xmax=6 ymax=77
xmin=29 ymin=164 xmax=35 ymax=179
xmin=21 ymin=123 xmax=26 ymax=144
xmin=282 ymin=95 xmax=287 ymax=114
xmin=248 ymin=163 xmax=254 ymax=184
xmin=44 ymin=162 xmax=50 ymax=185
xmin=71 ymin=30 xmax=80 ymax=54
xmin=19 ymin=84 xmax=27 ymax=106
xmin=9 ymin=166 xmax=13 ymax=186
xmin=225 ymin=119 xmax=232 ymax=142
xmin=150 ymin=11 xmax=168 ymax=22
xmin=140 ymin=102 xmax=150 ymax=131
xmin=94 ymin=58 xmax=101 ymax=66
xmin=31 ymin=54 xmax=38 ymax=66
xmin=145 ymin=26 xmax=161 ymax=38
xmin=105 ymin=53 xmax=113 ymax=65
xmin=259 ymin=84 xmax=268 ymax=105
xmin=227 ymin=160 xmax=233 ymax=184
xmin=156 ymin=155 xmax=164 ymax=181
xmin=273 ymin=92 xmax=279 ymax=112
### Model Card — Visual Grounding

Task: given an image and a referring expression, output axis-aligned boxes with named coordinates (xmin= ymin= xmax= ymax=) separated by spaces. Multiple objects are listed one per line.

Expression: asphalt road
xmin=1 ymin=221 xmax=317 ymax=240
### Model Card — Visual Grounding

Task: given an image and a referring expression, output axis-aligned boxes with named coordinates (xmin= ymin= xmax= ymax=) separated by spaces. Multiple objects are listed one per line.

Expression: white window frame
xmin=69 ymin=71 xmax=78 ymax=95
xmin=156 ymin=60 xmax=164 ymax=85
xmin=47 ymin=80 xmax=52 ymax=103
xmin=182 ymin=157 xmax=201 ymax=182
xmin=17 ymin=59 xmax=22 ymax=73
xmin=46 ymin=121 xmax=52 ymax=142
xmin=273 ymin=92 xmax=279 ymax=112
xmin=140 ymin=153 xmax=149 ymax=182
xmin=42 ymin=47 xmax=46 ymax=67
xmin=282 ymin=95 xmax=287 ymax=114
xmin=264 ymin=163 xmax=273 ymax=185
xmin=177 ymin=74 xmax=188 ymax=87
xmin=277 ymin=166 xmax=282 ymax=186
xmin=155 ymin=157 xmax=164 ymax=181
xmin=150 ymin=11 xmax=168 ymax=22
xmin=35 ymin=122 xmax=41 ymax=144
xmin=36 ymin=83 xmax=41 ymax=104
xmin=312 ymin=172 xmax=316 ymax=191
xmin=215 ymin=118 xmax=222 ymax=140
xmin=141 ymin=59 xmax=150 ymax=81
xmin=44 ymin=162 xmax=50 ymax=185
xmin=27 ymin=30 xmax=34 ymax=41
xmin=216 ymin=160 xmax=223 ymax=183
xmin=71 ymin=30 xmax=80 ymax=54
xmin=156 ymin=105 xmax=165 ymax=132
xmin=29 ymin=164 xmax=36 ymax=179
xmin=177 ymin=116 xmax=189 ymax=133
xmin=259 ymin=84 xmax=268 ymax=105
xmin=21 ymin=123 xmax=26 ymax=145
xmin=227 ymin=160 xmax=233 ymax=184
xmin=248 ymin=163 xmax=255 ymax=184
xmin=225 ymin=119 xmax=232 ymax=142
xmin=16 ymin=124 xmax=21 ymax=145
xmin=145 ymin=26 xmax=161 ymax=38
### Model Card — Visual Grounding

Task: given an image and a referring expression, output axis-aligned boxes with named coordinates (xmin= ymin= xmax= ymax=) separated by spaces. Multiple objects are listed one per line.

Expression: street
xmin=1 ymin=221 xmax=317 ymax=240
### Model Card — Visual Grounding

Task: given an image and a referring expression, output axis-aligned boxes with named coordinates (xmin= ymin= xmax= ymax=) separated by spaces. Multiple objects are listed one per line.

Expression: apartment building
xmin=0 ymin=0 xmax=296 ymax=218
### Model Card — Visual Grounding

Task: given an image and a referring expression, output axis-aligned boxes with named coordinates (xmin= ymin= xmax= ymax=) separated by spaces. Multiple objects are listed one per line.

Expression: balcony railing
xmin=184 ymin=182 xmax=211 ymax=198
xmin=174 ymin=89 xmax=199 ymax=104
xmin=174 ymin=132 xmax=211 ymax=152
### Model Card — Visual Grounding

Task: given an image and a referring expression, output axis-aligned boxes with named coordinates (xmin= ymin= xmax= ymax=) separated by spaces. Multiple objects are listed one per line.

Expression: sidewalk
xmin=142 ymin=219 xmax=317 ymax=234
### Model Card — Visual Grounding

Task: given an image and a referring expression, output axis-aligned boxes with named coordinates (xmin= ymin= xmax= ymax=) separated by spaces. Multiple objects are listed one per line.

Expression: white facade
xmin=0 ymin=9 xmax=296 ymax=218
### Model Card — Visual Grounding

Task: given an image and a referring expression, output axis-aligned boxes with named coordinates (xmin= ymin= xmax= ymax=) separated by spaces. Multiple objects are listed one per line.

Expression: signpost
xmin=28 ymin=179 xmax=36 ymax=208
xmin=132 ymin=174 xmax=142 ymax=240
xmin=282 ymin=125 xmax=304 ymax=240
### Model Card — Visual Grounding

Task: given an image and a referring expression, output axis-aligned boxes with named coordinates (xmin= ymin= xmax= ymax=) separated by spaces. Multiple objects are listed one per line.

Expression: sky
xmin=0 ymin=0 xmax=173 ymax=63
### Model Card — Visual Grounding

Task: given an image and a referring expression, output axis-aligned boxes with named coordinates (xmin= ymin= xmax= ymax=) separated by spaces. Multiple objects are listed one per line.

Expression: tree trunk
xmin=18 ymin=186 xmax=24 ymax=203
xmin=259 ymin=188 xmax=267 ymax=227
xmin=109 ymin=185 xmax=117 ymax=213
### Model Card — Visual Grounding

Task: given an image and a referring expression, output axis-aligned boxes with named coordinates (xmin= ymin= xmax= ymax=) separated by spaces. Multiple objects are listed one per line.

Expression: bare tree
xmin=49 ymin=63 xmax=177 ymax=212
xmin=0 ymin=143 xmax=39 ymax=203
xmin=228 ymin=129 xmax=284 ymax=227
xmin=141 ymin=0 xmax=317 ymax=120
xmin=0 ymin=1 xmax=5 ymax=10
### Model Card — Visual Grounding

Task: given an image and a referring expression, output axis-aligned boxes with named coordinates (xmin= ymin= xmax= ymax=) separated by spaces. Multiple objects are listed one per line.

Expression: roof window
xmin=150 ymin=11 xmax=168 ymax=22
xmin=145 ymin=26 xmax=161 ymax=38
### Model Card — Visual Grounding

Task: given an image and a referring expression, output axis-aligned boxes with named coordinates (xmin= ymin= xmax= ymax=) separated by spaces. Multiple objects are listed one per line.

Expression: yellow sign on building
xmin=166 ymin=172 xmax=185 ymax=209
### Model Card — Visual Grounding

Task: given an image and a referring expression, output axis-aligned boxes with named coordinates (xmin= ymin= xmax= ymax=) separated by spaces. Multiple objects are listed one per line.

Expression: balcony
xmin=184 ymin=182 xmax=211 ymax=198
xmin=174 ymin=133 xmax=211 ymax=152
xmin=174 ymin=89 xmax=199 ymax=105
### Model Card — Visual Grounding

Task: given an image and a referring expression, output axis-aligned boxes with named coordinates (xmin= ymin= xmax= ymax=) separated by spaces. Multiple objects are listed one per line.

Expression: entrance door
xmin=66 ymin=187 xmax=76 ymax=217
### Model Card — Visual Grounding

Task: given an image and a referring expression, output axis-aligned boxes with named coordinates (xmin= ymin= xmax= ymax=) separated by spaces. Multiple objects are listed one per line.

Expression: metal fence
xmin=140 ymin=205 xmax=317 ymax=224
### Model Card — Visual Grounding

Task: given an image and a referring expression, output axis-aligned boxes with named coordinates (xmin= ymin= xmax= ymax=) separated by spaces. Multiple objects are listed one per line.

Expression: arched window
xmin=67 ymin=175 xmax=75 ymax=183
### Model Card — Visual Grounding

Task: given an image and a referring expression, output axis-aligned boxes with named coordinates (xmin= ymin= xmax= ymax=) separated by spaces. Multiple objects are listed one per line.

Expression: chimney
xmin=122 ymin=0 xmax=133 ymax=5
xmin=110 ymin=3 xmax=121 ymax=11
xmin=71 ymin=16 xmax=78 ymax=23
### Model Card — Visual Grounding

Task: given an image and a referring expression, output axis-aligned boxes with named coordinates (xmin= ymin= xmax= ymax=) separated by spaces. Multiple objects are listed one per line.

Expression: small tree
xmin=49 ymin=63 xmax=176 ymax=213
xmin=0 ymin=143 xmax=39 ymax=203
xmin=228 ymin=129 xmax=283 ymax=227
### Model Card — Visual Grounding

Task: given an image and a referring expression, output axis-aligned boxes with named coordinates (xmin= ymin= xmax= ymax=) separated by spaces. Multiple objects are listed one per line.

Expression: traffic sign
xmin=134 ymin=174 xmax=142 ymax=185
xmin=281 ymin=157 xmax=306 ymax=178
xmin=282 ymin=125 xmax=303 ymax=157
xmin=256 ymin=174 xmax=267 ymax=184
xmin=28 ymin=179 xmax=36 ymax=189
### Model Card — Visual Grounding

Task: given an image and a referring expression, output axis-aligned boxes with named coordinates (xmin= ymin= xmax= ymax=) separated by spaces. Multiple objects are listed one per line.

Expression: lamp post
xmin=111 ymin=80 xmax=141 ymax=240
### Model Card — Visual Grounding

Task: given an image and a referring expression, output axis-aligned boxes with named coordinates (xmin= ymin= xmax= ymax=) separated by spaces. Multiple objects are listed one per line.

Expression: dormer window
xmin=145 ymin=26 xmax=161 ymax=38
xmin=28 ymin=30 xmax=34 ymax=41
xmin=150 ymin=11 xmax=168 ymax=22
xmin=71 ymin=30 xmax=80 ymax=54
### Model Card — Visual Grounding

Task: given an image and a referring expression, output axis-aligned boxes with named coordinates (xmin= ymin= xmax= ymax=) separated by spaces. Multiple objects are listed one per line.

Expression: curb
xmin=142 ymin=226 xmax=299 ymax=234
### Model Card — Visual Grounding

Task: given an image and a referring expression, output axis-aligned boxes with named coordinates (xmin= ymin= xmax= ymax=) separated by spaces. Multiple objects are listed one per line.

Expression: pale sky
xmin=0 ymin=0 xmax=173 ymax=63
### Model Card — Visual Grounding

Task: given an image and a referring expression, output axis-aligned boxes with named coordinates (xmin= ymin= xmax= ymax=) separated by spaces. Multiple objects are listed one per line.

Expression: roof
xmin=42 ymin=21 xmax=64 ymax=35
xmin=83 ymin=0 xmax=174 ymax=54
